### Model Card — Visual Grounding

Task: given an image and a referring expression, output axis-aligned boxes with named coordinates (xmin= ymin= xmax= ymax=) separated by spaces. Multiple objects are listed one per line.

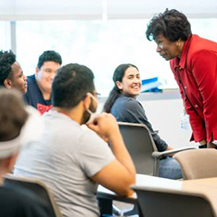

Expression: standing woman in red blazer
xmin=146 ymin=9 xmax=217 ymax=148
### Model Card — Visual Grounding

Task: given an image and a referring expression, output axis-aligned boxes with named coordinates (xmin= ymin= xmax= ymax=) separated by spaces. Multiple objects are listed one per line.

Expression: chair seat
xmin=174 ymin=149 xmax=217 ymax=180
xmin=3 ymin=174 xmax=62 ymax=217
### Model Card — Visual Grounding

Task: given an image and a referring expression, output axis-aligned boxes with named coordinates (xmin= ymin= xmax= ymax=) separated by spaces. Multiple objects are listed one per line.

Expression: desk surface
xmin=183 ymin=177 xmax=217 ymax=215
xmin=184 ymin=177 xmax=217 ymax=188
xmin=97 ymin=175 xmax=217 ymax=214
xmin=98 ymin=174 xmax=182 ymax=196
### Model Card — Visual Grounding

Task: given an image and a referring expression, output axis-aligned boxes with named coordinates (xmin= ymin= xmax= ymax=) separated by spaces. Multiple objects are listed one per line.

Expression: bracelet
xmin=198 ymin=144 xmax=207 ymax=149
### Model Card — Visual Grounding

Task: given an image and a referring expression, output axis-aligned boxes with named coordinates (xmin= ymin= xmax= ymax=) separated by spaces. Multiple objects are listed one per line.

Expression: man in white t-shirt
xmin=14 ymin=63 xmax=136 ymax=217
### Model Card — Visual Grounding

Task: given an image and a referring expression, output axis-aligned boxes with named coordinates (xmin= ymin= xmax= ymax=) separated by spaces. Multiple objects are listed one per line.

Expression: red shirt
xmin=170 ymin=34 xmax=217 ymax=143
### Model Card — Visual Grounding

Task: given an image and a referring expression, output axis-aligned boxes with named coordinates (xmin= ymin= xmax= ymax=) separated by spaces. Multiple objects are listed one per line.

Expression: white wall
xmin=138 ymin=97 xmax=197 ymax=149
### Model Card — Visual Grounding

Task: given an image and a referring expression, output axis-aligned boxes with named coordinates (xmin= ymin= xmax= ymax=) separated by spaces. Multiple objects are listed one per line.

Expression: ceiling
xmin=0 ymin=0 xmax=216 ymax=20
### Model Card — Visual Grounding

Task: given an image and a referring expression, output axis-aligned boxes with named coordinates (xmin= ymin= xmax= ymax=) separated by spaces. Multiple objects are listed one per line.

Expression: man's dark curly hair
xmin=0 ymin=50 xmax=16 ymax=86
xmin=146 ymin=9 xmax=192 ymax=42
xmin=37 ymin=50 xmax=62 ymax=69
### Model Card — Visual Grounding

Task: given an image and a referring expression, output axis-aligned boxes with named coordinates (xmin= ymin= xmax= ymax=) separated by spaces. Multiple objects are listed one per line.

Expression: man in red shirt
xmin=24 ymin=50 xmax=62 ymax=115
xmin=146 ymin=9 xmax=217 ymax=148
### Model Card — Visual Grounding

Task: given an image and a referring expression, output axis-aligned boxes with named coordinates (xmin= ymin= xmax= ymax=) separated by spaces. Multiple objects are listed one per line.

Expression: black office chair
xmin=3 ymin=174 xmax=63 ymax=217
xmin=118 ymin=122 xmax=194 ymax=176
xmin=132 ymin=185 xmax=215 ymax=217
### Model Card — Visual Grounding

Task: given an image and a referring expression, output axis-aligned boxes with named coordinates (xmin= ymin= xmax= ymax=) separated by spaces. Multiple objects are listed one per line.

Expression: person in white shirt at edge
xmin=0 ymin=89 xmax=52 ymax=217
xmin=14 ymin=63 xmax=136 ymax=217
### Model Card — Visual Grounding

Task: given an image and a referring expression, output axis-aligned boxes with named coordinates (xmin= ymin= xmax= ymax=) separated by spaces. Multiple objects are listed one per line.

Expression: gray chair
xmin=3 ymin=174 xmax=63 ymax=217
xmin=132 ymin=185 xmax=215 ymax=217
xmin=116 ymin=122 xmax=194 ymax=216
xmin=118 ymin=122 xmax=194 ymax=176
xmin=174 ymin=149 xmax=217 ymax=180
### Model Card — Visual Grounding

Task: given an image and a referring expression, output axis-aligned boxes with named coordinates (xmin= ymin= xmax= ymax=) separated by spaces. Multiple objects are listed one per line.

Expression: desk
xmin=97 ymin=174 xmax=182 ymax=216
xmin=183 ymin=177 xmax=217 ymax=215
xmin=184 ymin=177 xmax=217 ymax=188
xmin=97 ymin=175 xmax=217 ymax=216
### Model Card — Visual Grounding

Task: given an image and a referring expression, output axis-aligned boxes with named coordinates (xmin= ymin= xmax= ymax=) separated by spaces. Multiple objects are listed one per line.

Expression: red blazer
xmin=170 ymin=34 xmax=217 ymax=143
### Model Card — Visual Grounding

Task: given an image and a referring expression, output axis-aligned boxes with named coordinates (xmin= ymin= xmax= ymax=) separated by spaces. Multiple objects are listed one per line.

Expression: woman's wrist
xmin=198 ymin=144 xmax=207 ymax=149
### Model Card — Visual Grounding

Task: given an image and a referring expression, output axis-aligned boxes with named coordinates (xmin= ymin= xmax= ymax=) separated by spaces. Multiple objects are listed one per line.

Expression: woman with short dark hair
xmin=146 ymin=9 xmax=217 ymax=148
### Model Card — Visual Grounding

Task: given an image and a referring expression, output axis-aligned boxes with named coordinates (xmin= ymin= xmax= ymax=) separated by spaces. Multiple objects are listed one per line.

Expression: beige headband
xmin=0 ymin=106 xmax=44 ymax=159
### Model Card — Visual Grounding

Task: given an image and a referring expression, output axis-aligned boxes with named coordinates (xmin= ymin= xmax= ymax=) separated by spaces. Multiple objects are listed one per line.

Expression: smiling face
xmin=35 ymin=61 xmax=60 ymax=97
xmin=155 ymin=34 xmax=184 ymax=60
xmin=10 ymin=62 xmax=27 ymax=94
xmin=116 ymin=66 xmax=141 ymax=97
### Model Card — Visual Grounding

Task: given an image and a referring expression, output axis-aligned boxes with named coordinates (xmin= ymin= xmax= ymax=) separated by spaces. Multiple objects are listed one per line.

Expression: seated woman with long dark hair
xmin=103 ymin=63 xmax=182 ymax=179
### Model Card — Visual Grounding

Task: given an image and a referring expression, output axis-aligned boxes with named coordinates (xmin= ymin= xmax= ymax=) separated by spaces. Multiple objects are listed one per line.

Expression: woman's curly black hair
xmin=0 ymin=50 xmax=16 ymax=86
xmin=146 ymin=9 xmax=192 ymax=42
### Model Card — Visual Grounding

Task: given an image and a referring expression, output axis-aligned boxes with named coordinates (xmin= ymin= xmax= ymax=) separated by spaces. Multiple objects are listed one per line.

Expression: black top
xmin=0 ymin=186 xmax=53 ymax=217
xmin=24 ymin=75 xmax=52 ymax=114
xmin=111 ymin=94 xmax=168 ymax=151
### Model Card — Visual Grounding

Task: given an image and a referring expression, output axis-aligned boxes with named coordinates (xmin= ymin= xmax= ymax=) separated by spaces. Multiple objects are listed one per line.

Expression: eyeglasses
xmin=87 ymin=92 xmax=99 ymax=103
xmin=95 ymin=92 xmax=101 ymax=99
xmin=91 ymin=92 xmax=101 ymax=99
xmin=157 ymin=42 xmax=164 ymax=49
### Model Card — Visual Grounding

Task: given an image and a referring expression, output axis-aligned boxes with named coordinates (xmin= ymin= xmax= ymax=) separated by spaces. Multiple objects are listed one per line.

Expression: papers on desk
xmin=136 ymin=174 xmax=183 ymax=190
xmin=98 ymin=174 xmax=183 ymax=197
xmin=98 ymin=185 xmax=116 ymax=195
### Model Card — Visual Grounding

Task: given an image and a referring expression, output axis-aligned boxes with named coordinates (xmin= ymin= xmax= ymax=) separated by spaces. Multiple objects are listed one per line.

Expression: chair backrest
xmin=3 ymin=174 xmax=63 ymax=217
xmin=174 ymin=149 xmax=217 ymax=180
xmin=118 ymin=122 xmax=157 ymax=175
xmin=132 ymin=185 xmax=215 ymax=217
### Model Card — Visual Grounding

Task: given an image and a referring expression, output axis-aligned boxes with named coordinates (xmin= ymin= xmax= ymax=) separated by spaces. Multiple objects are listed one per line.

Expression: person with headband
xmin=0 ymin=88 xmax=51 ymax=217
xmin=103 ymin=63 xmax=182 ymax=179
xmin=0 ymin=50 xmax=27 ymax=94
xmin=146 ymin=9 xmax=217 ymax=148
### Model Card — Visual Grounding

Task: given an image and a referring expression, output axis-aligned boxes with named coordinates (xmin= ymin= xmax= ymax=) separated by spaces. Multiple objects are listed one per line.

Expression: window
xmin=16 ymin=18 xmax=217 ymax=96
xmin=0 ymin=21 xmax=11 ymax=50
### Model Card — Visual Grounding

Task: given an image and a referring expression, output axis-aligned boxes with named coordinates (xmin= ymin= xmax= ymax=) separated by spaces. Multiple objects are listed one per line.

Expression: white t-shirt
xmin=14 ymin=110 xmax=115 ymax=217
